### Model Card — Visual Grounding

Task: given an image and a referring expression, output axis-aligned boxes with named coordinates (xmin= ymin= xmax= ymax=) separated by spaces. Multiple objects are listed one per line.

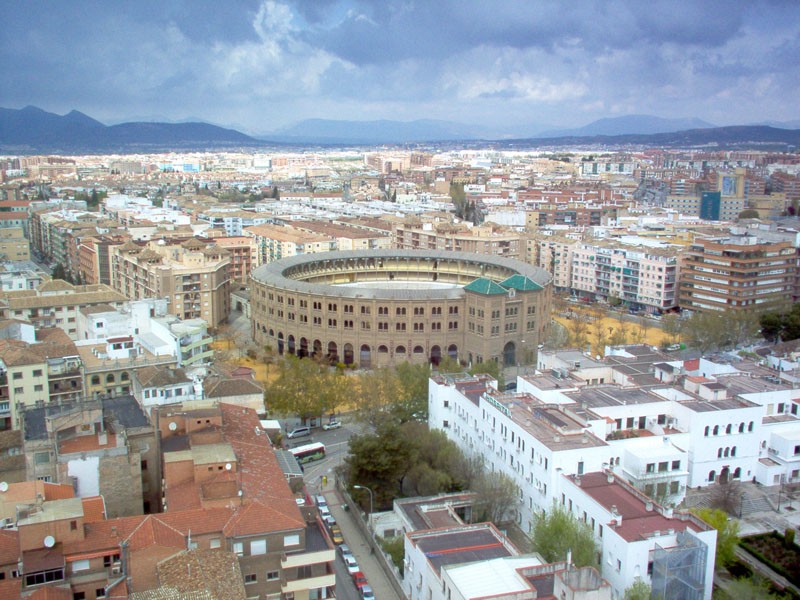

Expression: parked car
xmin=329 ymin=524 xmax=344 ymax=544
xmin=287 ymin=426 xmax=311 ymax=439
xmin=343 ymin=554 xmax=360 ymax=575
xmin=352 ymin=571 xmax=368 ymax=591
xmin=322 ymin=420 xmax=342 ymax=430
xmin=361 ymin=585 xmax=375 ymax=600
xmin=338 ymin=544 xmax=351 ymax=558
xmin=315 ymin=494 xmax=328 ymax=508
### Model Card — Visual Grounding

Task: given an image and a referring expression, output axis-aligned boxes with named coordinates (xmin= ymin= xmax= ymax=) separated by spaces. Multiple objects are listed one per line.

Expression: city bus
xmin=290 ymin=442 xmax=326 ymax=464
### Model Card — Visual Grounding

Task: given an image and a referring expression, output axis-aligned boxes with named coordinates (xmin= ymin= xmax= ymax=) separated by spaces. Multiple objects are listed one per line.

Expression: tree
xmin=623 ymin=578 xmax=651 ymax=600
xmin=354 ymin=368 xmax=411 ymax=427
xmin=708 ymin=479 xmax=743 ymax=515
xmin=591 ymin=310 xmax=609 ymax=356
xmin=692 ymin=507 xmax=740 ymax=568
xmin=567 ymin=313 xmax=590 ymax=348
xmin=264 ymin=355 xmax=353 ymax=421
xmin=530 ymin=503 xmax=598 ymax=567
xmin=395 ymin=362 xmax=431 ymax=421
xmin=720 ymin=576 xmax=778 ymax=599
xmin=545 ymin=320 xmax=569 ymax=349
xmin=738 ymin=209 xmax=760 ymax=220
xmin=472 ymin=468 xmax=520 ymax=524
xmin=660 ymin=313 xmax=682 ymax=345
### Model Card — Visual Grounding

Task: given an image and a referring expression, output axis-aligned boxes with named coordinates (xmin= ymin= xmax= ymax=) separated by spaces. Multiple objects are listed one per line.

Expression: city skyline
xmin=2 ymin=0 xmax=800 ymax=136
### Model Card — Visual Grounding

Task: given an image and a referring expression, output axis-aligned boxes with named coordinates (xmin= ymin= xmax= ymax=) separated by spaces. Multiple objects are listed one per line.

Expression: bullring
xmin=250 ymin=250 xmax=553 ymax=369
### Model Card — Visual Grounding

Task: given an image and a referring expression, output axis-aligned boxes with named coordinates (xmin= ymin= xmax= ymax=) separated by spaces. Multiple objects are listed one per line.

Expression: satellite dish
xmin=225 ymin=463 xmax=232 ymax=471
xmin=43 ymin=535 xmax=55 ymax=548
xmin=0 ymin=482 xmax=8 ymax=492
xmin=168 ymin=422 xmax=177 ymax=431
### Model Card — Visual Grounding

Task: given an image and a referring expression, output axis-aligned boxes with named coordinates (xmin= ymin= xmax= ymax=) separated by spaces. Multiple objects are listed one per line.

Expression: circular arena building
xmin=250 ymin=250 xmax=553 ymax=369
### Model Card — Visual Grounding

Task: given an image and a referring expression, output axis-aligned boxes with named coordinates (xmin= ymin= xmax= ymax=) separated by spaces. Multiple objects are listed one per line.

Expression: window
xmin=244 ymin=573 xmax=257 ymax=584
xmin=232 ymin=542 xmax=244 ymax=556
xmin=658 ymin=462 xmax=668 ymax=472
xmin=96 ymin=589 xmax=106 ymax=599
xmin=34 ymin=385 xmax=43 ymax=392
xmin=33 ymin=369 xmax=42 ymax=377
xmin=250 ymin=539 xmax=267 ymax=555
xmin=91 ymin=376 xmax=100 ymax=385
xmin=103 ymin=554 xmax=120 ymax=567
xmin=646 ymin=463 xmax=655 ymax=473
xmin=284 ymin=534 xmax=300 ymax=547
xmin=12 ymin=372 xmax=21 ymax=380
xmin=73 ymin=593 xmax=85 ymax=600
xmin=267 ymin=571 xmax=279 ymax=581
xmin=72 ymin=559 xmax=90 ymax=572
xmin=210 ymin=538 xmax=221 ymax=549
xmin=13 ymin=387 xmax=22 ymax=394
xmin=672 ymin=460 xmax=680 ymax=471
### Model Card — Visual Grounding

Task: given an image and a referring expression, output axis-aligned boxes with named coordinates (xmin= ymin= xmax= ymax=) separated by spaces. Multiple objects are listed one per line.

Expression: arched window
xmin=726 ymin=424 xmax=732 ymax=434
xmin=748 ymin=421 xmax=754 ymax=432
xmin=91 ymin=375 xmax=100 ymax=385
xmin=717 ymin=448 xmax=723 ymax=458
xmin=731 ymin=446 xmax=736 ymax=457
xmin=733 ymin=467 xmax=741 ymax=479
xmin=704 ymin=426 xmax=710 ymax=437
xmin=739 ymin=423 xmax=745 ymax=433
xmin=121 ymin=372 xmax=129 ymax=381
xmin=106 ymin=374 xmax=115 ymax=384
xmin=713 ymin=425 xmax=719 ymax=436
xmin=724 ymin=447 xmax=730 ymax=458
xmin=709 ymin=470 xmax=716 ymax=482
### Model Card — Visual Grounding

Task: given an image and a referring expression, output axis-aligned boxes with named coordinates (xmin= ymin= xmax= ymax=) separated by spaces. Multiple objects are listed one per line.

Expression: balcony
xmin=281 ymin=573 xmax=335 ymax=594
xmin=181 ymin=336 xmax=213 ymax=353
xmin=183 ymin=349 xmax=214 ymax=366
xmin=281 ymin=548 xmax=335 ymax=569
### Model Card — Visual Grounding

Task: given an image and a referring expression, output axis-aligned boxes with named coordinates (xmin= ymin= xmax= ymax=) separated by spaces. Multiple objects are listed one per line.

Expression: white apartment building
xmin=560 ymin=472 xmax=716 ymax=600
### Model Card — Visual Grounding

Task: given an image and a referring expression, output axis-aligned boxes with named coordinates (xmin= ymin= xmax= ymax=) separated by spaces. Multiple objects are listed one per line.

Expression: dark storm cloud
xmin=1 ymin=0 xmax=798 ymax=132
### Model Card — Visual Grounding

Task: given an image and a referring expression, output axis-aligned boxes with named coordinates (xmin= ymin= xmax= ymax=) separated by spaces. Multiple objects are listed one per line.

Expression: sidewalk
xmin=322 ymin=481 xmax=401 ymax=600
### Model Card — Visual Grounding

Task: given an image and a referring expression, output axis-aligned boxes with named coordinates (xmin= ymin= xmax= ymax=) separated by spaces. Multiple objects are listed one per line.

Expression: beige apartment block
xmin=679 ymin=235 xmax=796 ymax=313
xmin=211 ymin=235 xmax=256 ymax=283
xmin=0 ymin=227 xmax=30 ymax=261
xmin=0 ymin=280 xmax=126 ymax=340
xmin=243 ymin=223 xmax=335 ymax=267
xmin=393 ymin=218 xmax=523 ymax=259
xmin=110 ymin=238 xmax=231 ymax=328
xmin=534 ymin=236 xmax=578 ymax=290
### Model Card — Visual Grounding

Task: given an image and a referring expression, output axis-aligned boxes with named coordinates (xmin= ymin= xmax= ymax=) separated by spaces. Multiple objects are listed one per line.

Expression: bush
xmin=786 ymin=528 xmax=795 ymax=548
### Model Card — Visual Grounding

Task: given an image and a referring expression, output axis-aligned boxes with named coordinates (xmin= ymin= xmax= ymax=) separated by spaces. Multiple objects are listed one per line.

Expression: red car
xmin=352 ymin=571 xmax=368 ymax=590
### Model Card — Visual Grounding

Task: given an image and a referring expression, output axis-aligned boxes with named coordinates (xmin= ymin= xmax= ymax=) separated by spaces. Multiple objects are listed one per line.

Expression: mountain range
xmin=2 ymin=106 xmax=800 ymax=153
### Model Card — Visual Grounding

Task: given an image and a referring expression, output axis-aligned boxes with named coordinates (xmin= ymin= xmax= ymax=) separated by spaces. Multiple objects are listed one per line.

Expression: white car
xmin=322 ymin=421 xmax=342 ymax=430
xmin=343 ymin=554 xmax=360 ymax=575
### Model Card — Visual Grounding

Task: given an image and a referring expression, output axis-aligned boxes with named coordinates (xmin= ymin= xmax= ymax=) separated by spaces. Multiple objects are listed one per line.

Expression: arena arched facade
xmin=250 ymin=250 xmax=553 ymax=369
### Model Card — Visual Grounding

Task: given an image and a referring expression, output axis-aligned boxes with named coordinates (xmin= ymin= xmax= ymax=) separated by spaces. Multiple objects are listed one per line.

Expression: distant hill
xmin=267 ymin=118 xmax=490 ymax=144
xmin=0 ymin=106 xmax=259 ymax=153
xmin=538 ymin=114 xmax=715 ymax=137
xmin=2 ymin=106 xmax=799 ymax=152
xmin=500 ymin=125 xmax=800 ymax=150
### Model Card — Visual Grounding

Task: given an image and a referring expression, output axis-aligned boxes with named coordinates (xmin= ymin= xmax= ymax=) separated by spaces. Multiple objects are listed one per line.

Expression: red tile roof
xmin=0 ymin=529 xmax=20 ymax=565
xmin=81 ymin=496 xmax=107 ymax=523
xmin=218 ymin=403 xmax=303 ymax=529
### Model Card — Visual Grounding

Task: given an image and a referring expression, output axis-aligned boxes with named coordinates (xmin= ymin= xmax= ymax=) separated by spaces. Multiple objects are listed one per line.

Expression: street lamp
xmin=353 ymin=484 xmax=374 ymax=531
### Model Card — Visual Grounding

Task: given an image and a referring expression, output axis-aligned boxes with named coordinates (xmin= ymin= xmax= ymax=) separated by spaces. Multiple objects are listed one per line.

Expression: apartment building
xmin=291 ymin=219 xmax=392 ymax=251
xmin=0 ymin=263 xmax=46 ymax=292
xmin=0 ymin=228 xmax=30 ymax=261
xmin=560 ymin=472 xmax=716 ymax=600
xmin=78 ymin=233 xmax=131 ymax=285
xmin=0 ymin=403 xmax=334 ymax=599
xmin=0 ymin=327 xmax=84 ymax=429
xmin=0 ymin=280 xmax=126 ymax=340
xmin=534 ymin=235 xmax=576 ymax=290
xmin=393 ymin=218 xmax=523 ymax=259
xmin=208 ymin=235 xmax=256 ymax=283
xmin=110 ymin=238 xmax=231 ymax=327
xmin=244 ymin=223 xmax=335 ymax=267
xmin=679 ymin=233 xmax=796 ymax=313
xmin=571 ymin=243 xmax=679 ymax=312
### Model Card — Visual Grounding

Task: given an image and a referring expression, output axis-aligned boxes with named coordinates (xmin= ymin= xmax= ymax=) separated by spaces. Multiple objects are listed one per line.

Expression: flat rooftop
xmin=565 ymin=385 xmax=666 ymax=409
xmin=411 ymin=526 xmax=514 ymax=574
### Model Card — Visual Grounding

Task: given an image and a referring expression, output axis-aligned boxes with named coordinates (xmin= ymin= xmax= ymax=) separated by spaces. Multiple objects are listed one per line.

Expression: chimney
xmin=645 ymin=501 xmax=654 ymax=512
xmin=607 ymin=472 xmax=614 ymax=484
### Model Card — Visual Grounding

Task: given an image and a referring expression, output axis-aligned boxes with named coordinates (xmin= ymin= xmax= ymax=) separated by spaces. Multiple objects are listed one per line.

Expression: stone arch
xmin=430 ymin=345 xmax=442 ymax=366
xmin=327 ymin=341 xmax=338 ymax=363
xmin=378 ymin=345 xmax=389 ymax=354
xmin=413 ymin=345 xmax=425 ymax=355
xmin=360 ymin=344 xmax=372 ymax=369
xmin=503 ymin=341 xmax=516 ymax=367
xmin=277 ymin=332 xmax=284 ymax=354
xmin=343 ymin=343 xmax=354 ymax=365
xmin=299 ymin=337 xmax=309 ymax=358
xmin=448 ymin=344 xmax=458 ymax=361
xmin=313 ymin=339 xmax=322 ymax=357
xmin=395 ymin=345 xmax=406 ymax=356
xmin=287 ymin=335 xmax=296 ymax=355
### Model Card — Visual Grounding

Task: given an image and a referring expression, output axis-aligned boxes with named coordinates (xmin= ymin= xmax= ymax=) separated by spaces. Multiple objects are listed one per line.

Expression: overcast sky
xmin=2 ymin=0 xmax=799 ymax=135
